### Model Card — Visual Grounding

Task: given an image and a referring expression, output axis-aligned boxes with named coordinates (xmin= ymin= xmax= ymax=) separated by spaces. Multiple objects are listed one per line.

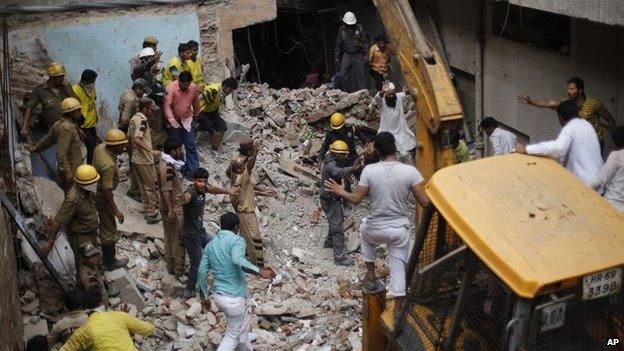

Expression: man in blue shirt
xmin=197 ymin=212 xmax=275 ymax=351
xmin=181 ymin=168 xmax=239 ymax=298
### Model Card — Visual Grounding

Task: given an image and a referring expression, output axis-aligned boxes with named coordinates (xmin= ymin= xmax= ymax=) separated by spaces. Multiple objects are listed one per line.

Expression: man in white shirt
xmin=480 ymin=116 xmax=516 ymax=156
xmin=376 ymin=82 xmax=417 ymax=163
xmin=325 ymin=132 xmax=430 ymax=314
xmin=516 ymin=100 xmax=603 ymax=185
xmin=591 ymin=127 xmax=624 ymax=212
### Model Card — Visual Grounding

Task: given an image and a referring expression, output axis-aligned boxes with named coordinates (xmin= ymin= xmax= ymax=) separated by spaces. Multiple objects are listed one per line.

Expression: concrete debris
xmin=20 ymin=82 xmax=417 ymax=351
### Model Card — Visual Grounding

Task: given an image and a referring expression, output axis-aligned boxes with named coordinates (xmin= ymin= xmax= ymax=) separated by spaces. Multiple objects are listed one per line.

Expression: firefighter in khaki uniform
xmin=158 ymin=139 xmax=186 ymax=276
xmin=28 ymin=97 xmax=86 ymax=192
xmin=78 ymin=243 xmax=109 ymax=307
xmin=92 ymin=129 xmax=129 ymax=271
xmin=38 ymin=165 xmax=100 ymax=274
xmin=128 ymin=97 xmax=161 ymax=223
xmin=227 ymin=139 xmax=265 ymax=267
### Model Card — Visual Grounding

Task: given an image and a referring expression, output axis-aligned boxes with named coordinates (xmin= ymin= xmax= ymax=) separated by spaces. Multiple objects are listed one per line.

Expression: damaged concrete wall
xmin=5 ymin=0 xmax=276 ymax=125
xmin=0 ymin=207 xmax=23 ymax=350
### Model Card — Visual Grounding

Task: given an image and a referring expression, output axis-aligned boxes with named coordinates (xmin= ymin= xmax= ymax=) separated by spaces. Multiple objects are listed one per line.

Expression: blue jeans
xmin=181 ymin=232 xmax=211 ymax=293
xmin=167 ymin=125 xmax=199 ymax=177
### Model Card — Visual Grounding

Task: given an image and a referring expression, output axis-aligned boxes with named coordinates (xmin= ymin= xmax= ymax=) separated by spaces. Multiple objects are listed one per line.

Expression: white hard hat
xmin=387 ymin=82 xmax=396 ymax=91
xmin=139 ymin=47 xmax=155 ymax=58
xmin=343 ymin=11 xmax=357 ymax=25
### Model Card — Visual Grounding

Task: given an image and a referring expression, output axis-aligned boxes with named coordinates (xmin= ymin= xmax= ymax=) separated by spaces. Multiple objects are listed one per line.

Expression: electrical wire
xmin=498 ymin=2 xmax=511 ymax=37
xmin=247 ymin=27 xmax=261 ymax=83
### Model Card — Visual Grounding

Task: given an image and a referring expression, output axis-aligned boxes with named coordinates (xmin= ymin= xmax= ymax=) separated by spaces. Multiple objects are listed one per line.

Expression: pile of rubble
xmin=19 ymin=82 xmax=416 ymax=350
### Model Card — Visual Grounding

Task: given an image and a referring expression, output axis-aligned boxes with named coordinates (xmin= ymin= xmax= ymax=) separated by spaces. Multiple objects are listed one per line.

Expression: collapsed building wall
xmin=0 ymin=206 xmax=23 ymax=349
xmin=4 ymin=0 xmax=276 ymax=126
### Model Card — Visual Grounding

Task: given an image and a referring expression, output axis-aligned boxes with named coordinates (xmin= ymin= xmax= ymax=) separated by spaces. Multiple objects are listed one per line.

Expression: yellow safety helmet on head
xmin=330 ymin=140 xmax=349 ymax=154
xmin=105 ymin=129 xmax=127 ymax=146
xmin=61 ymin=97 xmax=81 ymax=114
xmin=46 ymin=62 xmax=66 ymax=77
xmin=74 ymin=165 xmax=100 ymax=185
xmin=330 ymin=112 xmax=345 ymax=130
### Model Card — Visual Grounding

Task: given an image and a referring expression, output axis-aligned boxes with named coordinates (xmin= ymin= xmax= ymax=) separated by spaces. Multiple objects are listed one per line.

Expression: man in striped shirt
xmin=517 ymin=76 xmax=616 ymax=151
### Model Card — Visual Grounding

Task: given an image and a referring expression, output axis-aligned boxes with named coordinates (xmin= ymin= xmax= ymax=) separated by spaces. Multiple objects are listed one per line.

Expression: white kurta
xmin=376 ymin=92 xmax=417 ymax=154
xmin=490 ymin=127 xmax=517 ymax=155
xmin=526 ymin=118 xmax=603 ymax=185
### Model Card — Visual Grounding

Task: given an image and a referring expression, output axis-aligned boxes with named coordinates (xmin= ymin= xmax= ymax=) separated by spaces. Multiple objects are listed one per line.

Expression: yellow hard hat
xmin=61 ymin=97 xmax=82 ymax=114
xmin=105 ymin=129 xmax=127 ymax=146
xmin=330 ymin=140 xmax=349 ymax=154
xmin=330 ymin=112 xmax=346 ymax=130
xmin=74 ymin=165 xmax=100 ymax=185
xmin=46 ymin=62 xmax=66 ymax=77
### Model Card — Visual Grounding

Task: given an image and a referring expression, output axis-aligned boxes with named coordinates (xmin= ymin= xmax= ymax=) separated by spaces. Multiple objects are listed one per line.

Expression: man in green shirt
xmin=197 ymin=212 xmax=275 ymax=351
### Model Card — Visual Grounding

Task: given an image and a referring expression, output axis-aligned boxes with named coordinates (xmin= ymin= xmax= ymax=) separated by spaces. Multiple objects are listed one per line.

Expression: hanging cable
xmin=498 ymin=2 xmax=511 ymax=37
xmin=247 ymin=27 xmax=261 ymax=83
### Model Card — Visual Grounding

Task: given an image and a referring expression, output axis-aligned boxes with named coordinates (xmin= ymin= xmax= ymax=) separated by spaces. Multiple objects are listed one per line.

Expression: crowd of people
xmin=15 ymin=10 xmax=624 ymax=351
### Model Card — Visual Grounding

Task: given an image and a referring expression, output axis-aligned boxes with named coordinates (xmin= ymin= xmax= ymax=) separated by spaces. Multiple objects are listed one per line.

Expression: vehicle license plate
xmin=540 ymin=301 xmax=566 ymax=332
xmin=583 ymin=268 xmax=622 ymax=300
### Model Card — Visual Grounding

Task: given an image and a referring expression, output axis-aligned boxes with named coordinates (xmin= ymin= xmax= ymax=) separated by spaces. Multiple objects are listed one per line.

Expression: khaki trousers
xmin=162 ymin=211 xmax=186 ymax=275
xmin=237 ymin=211 xmax=264 ymax=268
xmin=133 ymin=162 xmax=159 ymax=217
xmin=68 ymin=231 xmax=99 ymax=275
xmin=94 ymin=191 xmax=120 ymax=245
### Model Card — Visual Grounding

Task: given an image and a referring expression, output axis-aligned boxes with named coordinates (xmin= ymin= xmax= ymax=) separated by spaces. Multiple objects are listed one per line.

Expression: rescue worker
xmin=20 ymin=62 xmax=73 ymax=177
xmin=181 ymin=168 xmax=239 ymax=298
xmin=130 ymin=36 xmax=159 ymax=73
xmin=72 ymin=69 xmax=99 ymax=163
xmin=131 ymin=47 xmax=163 ymax=86
xmin=161 ymin=42 xmax=192 ymax=87
xmin=38 ymin=165 xmax=100 ymax=275
xmin=227 ymin=139 xmax=265 ymax=268
xmin=118 ymin=78 xmax=148 ymax=202
xmin=158 ymin=138 xmax=186 ymax=276
xmin=318 ymin=112 xmax=369 ymax=166
xmin=333 ymin=11 xmax=368 ymax=92
xmin=128 ymin=97 xmax=162 ymax=223
xmin=198 ymin=78 xmax=238 ymax=151
xmin=28 ymin=97 xmax=86 ymax=191
xmin=92 ymin=129 xmax=129 ymax=270
xmin=185 ymin=40 xmax=204 ymax=87
xmin=319 ymin=140 xmax=363 ymax=266
xmin=78 ymin=243 xmax=109 ymax=307
xmin=148 ymin=81 xmax=168 ymax=151
xmin=59 ymin=298 xmax=162 ymax=351
xmin=197 ymin=213 xmax=277 ymax=351
xmin=368 ymin=35 xmax=393 ymax=91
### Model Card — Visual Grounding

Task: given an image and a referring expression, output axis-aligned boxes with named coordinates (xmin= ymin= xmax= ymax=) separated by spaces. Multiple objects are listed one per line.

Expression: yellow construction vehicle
xmin=365 ymin=1 xmax=624 ymax=350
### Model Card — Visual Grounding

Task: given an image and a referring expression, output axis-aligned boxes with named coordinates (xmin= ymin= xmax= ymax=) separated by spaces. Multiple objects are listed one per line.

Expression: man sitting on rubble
xmin=376 ymin=81 xmax=417 ymax=164
xmin=198 ymin=212 xmax=276 ymax=351
xmin=318 ymin=112 xmax=369 ymax=168
xmin=158 ymin=138 xmax=187 ymax=277
xmin=59 ymin=292 xmax=162 ymax=350
xmin=516 ymin=100 xmax=603 ymax=185
xmin=78 ymin=242 xmax=111 ymax=307
xmin=181 ymin=167 xmax=240 ymax=298
xmin=227 ymin=139 xmax=266 ymax=268
xmin=319 ymin=140 xmax=364 ymax=267
xmin=198 ymin=77 xmax=238 ymax=151
xmin=325 ymin=132 xmax=431 ymax=316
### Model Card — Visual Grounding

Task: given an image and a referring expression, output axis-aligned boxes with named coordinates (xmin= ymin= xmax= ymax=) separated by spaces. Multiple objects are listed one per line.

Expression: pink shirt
xmin=163 ymin=80 xmax=201 ymax=132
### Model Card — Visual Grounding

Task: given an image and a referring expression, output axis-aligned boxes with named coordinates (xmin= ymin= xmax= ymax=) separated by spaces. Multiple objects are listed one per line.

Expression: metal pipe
xmin=0 ymin=0 xmax=202 ymax=15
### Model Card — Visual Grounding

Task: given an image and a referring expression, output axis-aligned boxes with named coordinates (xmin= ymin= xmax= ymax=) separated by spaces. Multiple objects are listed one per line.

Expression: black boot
xmin=103 ymin=243 xmax=129 ymax=271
